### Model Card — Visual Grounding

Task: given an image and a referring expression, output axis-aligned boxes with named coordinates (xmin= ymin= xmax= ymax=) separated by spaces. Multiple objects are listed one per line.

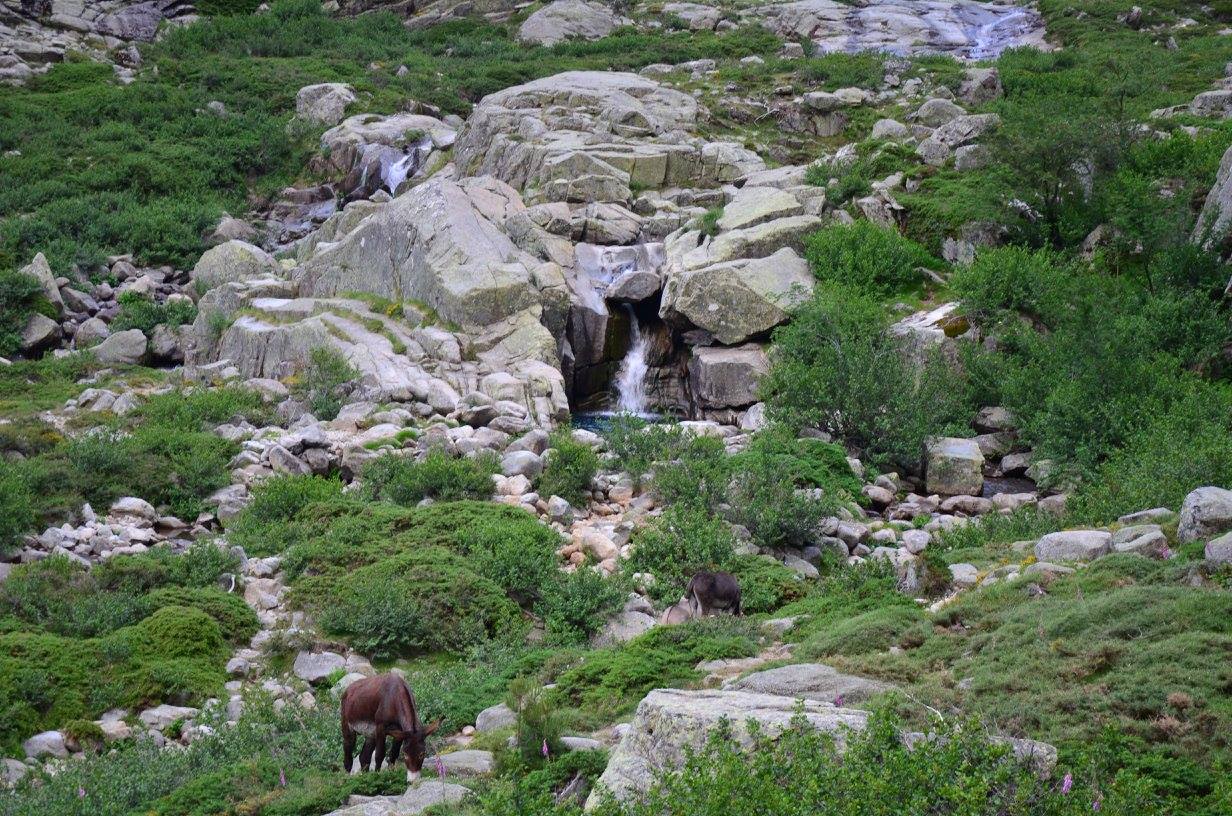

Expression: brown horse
xmin=340 ymin=674 xmax=442 ymax=781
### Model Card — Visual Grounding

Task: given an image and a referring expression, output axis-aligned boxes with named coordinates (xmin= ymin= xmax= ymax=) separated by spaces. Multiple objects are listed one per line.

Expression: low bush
xmin=110 ymin=292 xmax=197 ymax=335
xmin=296 ymin=346 xmax=356 ymax=421
xmin=508 ymin=676 xmax=565 ymax=764
xmin=726 ymin=556 xmax=809 ymax=615
xmin=537 ymin=568 xmax=628 ymax=646
xmin=624 ymin=506 xmax=735 ymax=604
xmin=227 ymin=474 xmax=346 ymax=556
xmin=555 ymin=617 xmax=761 ymax=716
xmin=0 ymin=266 xmax=48 ymax=357
xmin=361 ymin=450 xmax=498 ymax=505
xmin=804 ymin=221 xmax=937 ymax=296
xmin=460 ymin=513 xmax=560 ymax=606
xmin=650 ymin=433 xmax=731 ymax=512
xmin=0 ymin=464 xmax=35 ymax=556
xmin=596 ymin=708 xmax=1174 ymax=816
xmin=538 ymin=431 xmax=600 ymax=507
xmin=312 ymin=546 xmax=522 ymax=658
xmin=478 ymin=747 xmax=609 ymax=815
xmin=137 ymin=386 xmax=271 ymax=429
xmin=140 ymin=587 xmax=259 ymax=644
xmin=602 ymin=416 xmax=686 ymax=487
xmin=762 ymin=283 xmax=974 ymax=471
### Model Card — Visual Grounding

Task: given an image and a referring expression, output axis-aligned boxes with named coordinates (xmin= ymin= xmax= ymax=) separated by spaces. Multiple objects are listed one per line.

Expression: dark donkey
xmin=341 ymin=674 xmax=442 ymax=781
xmin=686 ymin=570 xmax=742 ymax=617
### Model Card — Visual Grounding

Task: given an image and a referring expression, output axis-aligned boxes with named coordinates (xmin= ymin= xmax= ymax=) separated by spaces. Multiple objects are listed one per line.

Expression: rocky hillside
xmin=2 ymin=0 xmax=1232 ymax=814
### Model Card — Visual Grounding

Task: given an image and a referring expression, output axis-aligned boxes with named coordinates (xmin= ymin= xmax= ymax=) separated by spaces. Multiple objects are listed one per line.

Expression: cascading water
xmin=614 ymin=304 xmax=650 ymax=415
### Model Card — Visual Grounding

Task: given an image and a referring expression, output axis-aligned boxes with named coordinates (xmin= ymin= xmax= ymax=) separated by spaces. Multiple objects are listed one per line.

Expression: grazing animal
xmin=660 ymin=597 xmax=695 ymax=625
xmin=340 ymin=674 xmax=442 ymax=781
xmin=685 ymin=571 xmax=742 ymax=617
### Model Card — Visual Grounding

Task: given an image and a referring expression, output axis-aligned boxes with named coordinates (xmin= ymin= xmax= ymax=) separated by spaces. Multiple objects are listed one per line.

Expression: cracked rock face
xmin=745 ymin=0 xmax=1048 ymax=60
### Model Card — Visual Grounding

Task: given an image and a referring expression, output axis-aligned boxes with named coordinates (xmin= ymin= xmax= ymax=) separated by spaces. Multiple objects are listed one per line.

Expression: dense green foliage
xmin=297 ymin=346 xmax=356 ymax=421
xmin=625 ymin=506 xmax=736 ymax=604
xmin=538 ymin=431 xmax=600 ymax=507
xmin=0 ymin=267 xmax=49 ymax=356
xmin=362 ymin=450 xmax=498 ymax=505
xmin=109 ymin=292 xmax=197 ymax=336
xmin=804 ymin=221 xmax=937 ymax=295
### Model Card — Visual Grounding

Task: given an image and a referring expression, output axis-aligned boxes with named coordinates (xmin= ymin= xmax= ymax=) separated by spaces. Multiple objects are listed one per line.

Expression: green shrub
xmin=727 ymin=435 xmax=830 ymax=550
xmin=804 ymin=221 xmax=937 ymax=296
xmin=696 ymin=206 xmax=723 ymax=237
xmin=0 ymin=463 xmax=35 ymax=555
xmin=140 ymin=587 xmax=259 ymax=644
xmin=110 ymin=291 xmax=197 ymax=335
xmin=602 ymin=416 xmax=687 ymax=487
xmin=726 ymin=555 xmax=808 ymax=615
xmin=537 ymin=568 xmax=628 ymax=646
xmin=313 ymin=546 xmax=522 ymax=658
xmin=800 ymin=604 xmax=926 ymax=658
xmin=508 ymin=676 xmax=565 ymax=764
xmin=0 ymin=266 xmax=48 ymax=357
xmin=296 ymin=346 xmax=356 ymax=421
xmin=0 ymin=631 xmax=100 ymax=754
xmin=460 ymin=513 xmax=560 ymax=606
xmin=478 ymin=747 xmax=609 ymax=814
xmin=362 ymin=450 xmax=498 ymax=505
xmin=651 ymin=433 xmax=731 ymax=511
xmin=624 ymin=506 xmax=735 ymax=604
xmin=555 ymin=617 xmax=760 ymax=716
xmin=596 ymin=708 xmax=1168 ymax=816
xmin=539 ymin=431 xmax=600 ymax=507
xmin=137 ymin=386 xmax=271 ymax=429
xmin=763 ymin=283 xmax=974 ymax=470
xmin=950 ymin=245 xmax=1076 ymax=324
xmin=227 ymin=474 xmax=345 ymax=556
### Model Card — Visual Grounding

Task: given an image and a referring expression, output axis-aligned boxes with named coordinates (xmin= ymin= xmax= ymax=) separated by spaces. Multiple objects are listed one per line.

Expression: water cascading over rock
xmin=614 ymin=305 xmax=650 ymax=415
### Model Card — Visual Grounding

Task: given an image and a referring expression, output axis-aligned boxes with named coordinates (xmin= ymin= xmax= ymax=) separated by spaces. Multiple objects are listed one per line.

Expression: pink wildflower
xmin=1061 ymin=773 xmax=1073 ymax=794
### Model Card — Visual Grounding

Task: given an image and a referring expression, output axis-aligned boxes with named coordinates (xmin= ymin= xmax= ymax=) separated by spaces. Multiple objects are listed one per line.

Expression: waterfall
xmin=615 ymin=305 xmax=650 ymax=415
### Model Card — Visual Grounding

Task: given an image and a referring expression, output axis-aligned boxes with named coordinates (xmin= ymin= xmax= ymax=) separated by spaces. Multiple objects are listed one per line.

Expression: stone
xmin=191 ymin=240 xmax=280 ymax=293
xmin=1195 ymin=143 xmax=1232 ymax=249
xmin=724 ymin=663 xmax=895 ymax=703
xmin=140 ymin=704 xmax=199 ymax=730
xmin=607 ymin=269 xmax=662 ymax=302
xmin=1034 ymin=530 xmax=1112 ymax=562
xmin=561 ymin=735 xmax=604 ymax=752
xmin=586 ymin=689 xmax=870 ymax=808
xmin=901 ymin=529 xmax=930 ymax=554
xmin=660 ymin=248 xmax=813 ymax=345
xmin=744 ymin=1 xmax=1046 ymax=60
xmin=1206 ymin=531 xmax=1232 ymax=565
xmin=954 ymin=143 xmax=990 ymax=172
xmin=23 ymin=730 xmax=67 ymax=759
xmin=296 ymin=176 xmax=539 ymax=327
xmin=110 ymin=496 xmax=157 ymax=522
xmin=501 ymin=450 xmax=543 ymax=478
xmin=475 ymin=702 xmax=516 ymax=732
xmin=20 ymin=253 xmax=63 ymax=315
xmin=949 ymin=563 xmax=979 ymax=587
xmin=21 ymin=313 xmax=60 ymax=354
xmin=427 ymin=749 xmax=495 ymax=777
xmin=149 ymin=324 xmax=184 ymax=362
xmin=295 ymin=83 xmax=357 ymax=126
xmin=688 ymin=344 xmax=770 ymax=409
xmin=958 ymin=67 xmax=1002 ymax=105
xmin=1178 ymin=486 xmax=1232 ymax=542
xmin=718 ymin=186 xmax=804 ymax=231
xmin=322 ymin=782 xmax=473 ymax=816
xmin=871 ymin=118 xmax=910 ymax=140
xmin=293 ymin=651 xmax=346 ymax=684
xmin=1113 ymin=529 xmax=1170 ymax=559
xmin=91 ymin=328 xmax=147 ymax=365
xmin=75 ymin=316 xmax=110 ymax=348
xmin=592 ymin=610 xmax=656 ymax=647
xmin=925 ymin=437 xmax=984 ymax=496
xmin=915 ymin=97 xmax=965 ymax=127
xmin=518 ymin=0 xmax=623 ymax=45
xmin=783 ymin=553 xmax=819 ymax=579
xmin=3 ymin=757 xmax=28 ymax=785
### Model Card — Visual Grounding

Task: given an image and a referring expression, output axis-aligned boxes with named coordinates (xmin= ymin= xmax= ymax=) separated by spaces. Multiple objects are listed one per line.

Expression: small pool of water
xmin=571 ymin=410 xmax=668 ymax=434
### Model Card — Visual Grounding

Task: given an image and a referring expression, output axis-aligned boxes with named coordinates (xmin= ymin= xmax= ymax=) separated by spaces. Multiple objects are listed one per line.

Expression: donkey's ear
xmin=423 ymin=717 xmax=444 ymax=736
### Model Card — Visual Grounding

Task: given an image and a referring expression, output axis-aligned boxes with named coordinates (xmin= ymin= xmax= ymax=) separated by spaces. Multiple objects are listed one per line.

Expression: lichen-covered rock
xmin=586 ymin=689 xmax=870 ymax=808
xmin=518 ymin=0 xmax=624 ymax=45
xmin=295 ymin=82 xmax=357 ymax=126
xmin=688 ymin=343 xmax=770 ymax=409
xmin=925 ymin=437 xmax=984 ymax=496
xmin=191 ymin=240 xmax=281 ymax=294
xmin=723 ymin=663 xmax=896 ymax=702
xmin=1034 ymin=530 xmax=1112 ymax=562
xmin=91 ymin=328 xmax=147 ymax=365
xmin=1178 ymin=486 xmax=1232 ymax=543
xmin=659 ymin=248 xmax=813 ymax=344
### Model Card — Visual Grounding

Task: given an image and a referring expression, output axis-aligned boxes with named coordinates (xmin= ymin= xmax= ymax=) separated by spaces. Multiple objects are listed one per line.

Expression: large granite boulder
xmin=321 ymin=781 xmax=472 ymax=816
xmin=1034 ymin=530 xmax=1112 ymax=562
xmin=518 ymin=0 xmax=624 ymax=45
xmin=1194 ymin=143 xmax=1232 ymax=249
xmin=586 ymin=689 xmax=871 ymax=808
xmin=20 ymin=252 xmax=63 ymax=315
xmin=453 ymin=71 xmax=764 ymax=202
xmin=1178 ymin=486 xmax=1232 ymax=543
xmin=924 ymin=437 xmax=984 ymax=496
xmin=659 ymin=247 xmax=813 ymax=344
xmin=743 ymin=0 xmax=1047 ymax=60
xmin=91 ymin=328 xmax=147 ymax=365
xmin=688 ymin=344 xmax=770 ymax=409
xmin=295 ymin=175 xmax=542 ymax=327
xmin=722 ymin=662 xmax=896 ymax=703
xmin=295 ymin=83 xmax=357 ymax=126
xmin=191 ymin=240 xmax=281 ymax=294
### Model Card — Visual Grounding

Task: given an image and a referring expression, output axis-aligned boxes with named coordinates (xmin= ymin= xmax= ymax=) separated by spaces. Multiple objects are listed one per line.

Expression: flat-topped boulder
xmin=688 ymin=344 xmax=770 ymax=409
xmin=518 ymin=0 xmax=626 ymax=45
xmin=295 ymin=175 xmax=542 ymax=328
xmin=659 ymin=247 xmax=813 ymax=344
xmin=723 ymin=662 xmax=896 ymax=703
xmin=453 ymin=71 xmax=764 ymax=202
